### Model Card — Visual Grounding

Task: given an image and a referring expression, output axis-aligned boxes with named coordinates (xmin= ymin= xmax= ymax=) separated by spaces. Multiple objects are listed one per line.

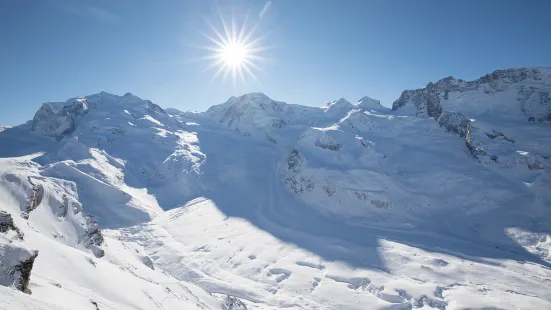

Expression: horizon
xmin=2 ymin=0 xmax=551 ymax=126
xmin=2 ymin=64 xmax=542 ymax=120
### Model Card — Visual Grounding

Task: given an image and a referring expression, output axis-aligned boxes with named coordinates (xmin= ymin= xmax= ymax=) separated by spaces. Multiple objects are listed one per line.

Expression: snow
xmin=0 ymin=156 xmax=227 ymax=309
xmin=1 ymin=67 xmax=551 ymax=309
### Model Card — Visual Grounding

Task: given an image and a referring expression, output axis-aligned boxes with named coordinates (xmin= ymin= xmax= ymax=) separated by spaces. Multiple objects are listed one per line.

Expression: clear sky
xmin=1 ymin=0 xmax=550 ymax=126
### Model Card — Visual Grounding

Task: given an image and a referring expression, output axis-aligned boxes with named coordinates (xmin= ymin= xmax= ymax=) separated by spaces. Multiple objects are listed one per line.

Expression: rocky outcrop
xmin=315 ymin=139 xmax=341 ymax=151
xmin=0 ymin=242 xmax=39 ymax=294
xmin=141 ymin=255 xmax=155 ymax=270
xmin=1 ymin=210 xmax=38 ymax=294
xmin=392 ymin=68 xmax=547 ymax=120
xmin=57 ymin=194 xmax=69 ymax=218
xmin=392 ymin=78 xmax=447 ymax=118
xmin=284 ymin=149 xmax=314 ymax=194
xmin=22 ymin=178 xmax=43 ymax=220
xmin=393 ymin=68 xmax=549 ymax=161
xmin=436 ymin=111 xmax=497 ymax=161
xmin=465 ymin=125 xmax=497 ymax=162
xmin=437 ymin=111 xmax=471 ymax=138
xmin=222 ymin=295 xmax=248 ymax=310
xmin=485 ymin=130 xmax=515 ymax=143
xmin=0 ymin=212 xmax=23 ymax=240
xmin=516 ymin=153 xmax=547 ymax=171
xmin=518 ymin=86 xmax=551 ymax=121
xmin=11 ymin=251 xmax=38 ymax=294
xmin=287 ymin=149 xmax=302 ymax=171
xmin=83 ymin=216 xmax=104 ymax=258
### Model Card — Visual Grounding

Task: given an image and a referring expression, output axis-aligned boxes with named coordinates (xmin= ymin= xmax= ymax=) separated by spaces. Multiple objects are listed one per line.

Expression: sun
xmin=199 ymin=8 xmax=270 ymax=85
xmin=220 ymin=42 xmax=248 ymax=69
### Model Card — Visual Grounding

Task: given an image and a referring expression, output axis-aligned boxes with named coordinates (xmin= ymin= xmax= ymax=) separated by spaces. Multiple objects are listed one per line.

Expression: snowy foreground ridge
xmin=1 ymin=67 xmax=551 ymax=310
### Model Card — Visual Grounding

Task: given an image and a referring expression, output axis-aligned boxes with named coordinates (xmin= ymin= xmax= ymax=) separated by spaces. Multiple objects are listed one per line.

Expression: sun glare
xmin=221 ymin=42 xmax=248 ymax=69
xmin=199 ymin=7 xmax=270 ymax=85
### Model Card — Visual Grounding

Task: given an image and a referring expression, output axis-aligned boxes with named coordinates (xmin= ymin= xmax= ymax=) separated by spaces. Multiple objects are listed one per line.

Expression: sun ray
xmin=231 ymin=8 xmax=237 ymax=44
xmin=237 ymin=66 xmax=247 ymax=85
xmin=242 ymin=63 xmax=262 ymax=86
xmin=216 ymin=6 xmax=233 ymax=45
xmin=246 ymin=45 xmax=275 ymax=54
xmin=238 ymin=8 xmax=251 ymax=42
xmin=204 ymin=19 xmax=228 ymax=47
xmin=244 ymin=27 xmax=277 ymax=49
xmin=200 ymin=33 xmax=226 ymax=50
xmin=205 ymin=57 xmax=225 ymax=71
xmin=211 ymin=62 xmax=228 ymax=83
xmin=243 ymin=58 xmax=264 ymax=72
xmin=222 ymin=64 xmax=231 ymax=83
xmin=241 ymin=20 xmax=262 ymax=46
xmin=232 ymin=66 xmax=238 ymax=87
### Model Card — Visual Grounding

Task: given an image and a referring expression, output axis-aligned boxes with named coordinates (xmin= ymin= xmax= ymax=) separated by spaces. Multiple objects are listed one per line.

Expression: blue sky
xmin=1 ymin=0 xmax=550 ymax=126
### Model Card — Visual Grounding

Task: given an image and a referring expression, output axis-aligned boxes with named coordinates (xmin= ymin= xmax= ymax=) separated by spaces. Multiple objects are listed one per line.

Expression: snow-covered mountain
xmin=1 ymin=67 xmax=551 ymax=310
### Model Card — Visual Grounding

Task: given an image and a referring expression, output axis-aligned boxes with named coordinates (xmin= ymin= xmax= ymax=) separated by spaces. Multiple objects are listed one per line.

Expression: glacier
xmin=0 ymin=67 xmax=550 ymax=309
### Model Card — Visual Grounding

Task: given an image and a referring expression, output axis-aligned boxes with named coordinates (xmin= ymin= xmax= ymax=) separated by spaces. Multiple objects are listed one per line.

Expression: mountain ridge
xmin=1 ymin=66 xmax=551 ymax=309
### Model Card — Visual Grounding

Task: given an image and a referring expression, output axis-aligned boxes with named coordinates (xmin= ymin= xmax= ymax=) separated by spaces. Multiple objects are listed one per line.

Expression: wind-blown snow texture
xmin=1 ymin=67 xmax=551 ymax=309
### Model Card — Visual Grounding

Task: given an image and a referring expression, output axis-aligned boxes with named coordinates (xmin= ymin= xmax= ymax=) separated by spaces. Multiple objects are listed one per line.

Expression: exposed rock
xmin=436 ymin=111 xmax=495 ymax=161
xmin=518 ymin=86 xmax=551 ymax=121
xmin=315 ymin=139 xmax=341 ymax=151
xmin=90 ymin=300 xmax=100 ymax=310
xmin=437 ymin=111 xmax=471 ymax=138
xmin=266 ymin=134 xmax=277 ymax=144
xmin=392 ymin=68 xmax=546 ymax=119
xmin=465 ymin=123 xmax=488 ymax=159
xmin=0 ymin=243 xmax=38 ymax=294
xmin=0 ymin=212 xmax=23 ymax=240
xmin=141 ymin=256 xmax=155 ymax=270
xmin=321 ymin=180 xmax=337 ymax=197
xmin=222 ymin=295 xmax=248 ymax=310
xmin=284 ymin=150 xmax=314 ymax=193
xmin=83 ymin=216 xmax=104 ymax=258
xmin=272 ymin=119 xmax=287 ymax=128
xmin=370 ymin=200 xmax=391 ymax=209
xmin=12 ymin=251 xmax=38 ymax=294
xmin=516 ymin=154 xmax=547 ymax=171
xmin=57 ymin=194 xmax=69 ymax=218
xmin=287 ymin=149 xmax=302 ymax=171
xmin=285 ymin=174 xmax=315 ymax=194
xmin=85 ymin=257 xmax=96 ymax=267
xmin=22 ymin=178 xmax=43 ymax=219
xmin=485 ymin=130 xmax=515 ymax=143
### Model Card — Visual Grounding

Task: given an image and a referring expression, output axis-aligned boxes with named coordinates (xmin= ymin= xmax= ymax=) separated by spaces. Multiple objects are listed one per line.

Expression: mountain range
xmin=1 ymin=67 xmax=550 ymax=310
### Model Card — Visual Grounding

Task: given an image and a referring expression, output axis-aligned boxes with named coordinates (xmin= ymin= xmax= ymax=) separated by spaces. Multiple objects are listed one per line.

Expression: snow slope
xmin=1 ymin=67 xmax=551 ymax=309
xmin=0 ymin=155 xmax=232 ymax=310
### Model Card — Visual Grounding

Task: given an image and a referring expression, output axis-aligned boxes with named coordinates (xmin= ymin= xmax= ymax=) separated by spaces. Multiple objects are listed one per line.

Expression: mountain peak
xmin=391 ymin=66 xmax=551 ymax=120
xmin=30 ymin=92 xmax=175 ymax=140
xmin=323 ymin=98 xmax=353 ymax=111
xmin=225 ymin=92 xmax=273 ymax=105
xmin=356 ymin=96 xmax=387 ymax=111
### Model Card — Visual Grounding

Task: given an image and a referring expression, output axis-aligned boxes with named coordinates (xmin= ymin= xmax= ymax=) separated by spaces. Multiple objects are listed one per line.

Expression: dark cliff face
xmin=1 ymin=211 xmax=38 ymax=294
xmin=0 ymin=211 xmax=23 ymax=240
xmin=391 ymin=68 xmax=550 ymax=163
xmin=84 ymin=215 xmax=105 ymax=258
xmin=391 ymin=68 xmax=545 ymax=119
xmin=222 ymin=295 xmax=248 ymax=310
xmin=13 ymin=251 xmax=39 ymax=294
xmin=437 ymin=111 xmax=471 ymax=138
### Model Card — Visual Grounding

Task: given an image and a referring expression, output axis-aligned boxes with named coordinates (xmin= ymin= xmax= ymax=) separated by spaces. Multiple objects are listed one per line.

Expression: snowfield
xmin=1 ymin=67 xmax=551 ymax=309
